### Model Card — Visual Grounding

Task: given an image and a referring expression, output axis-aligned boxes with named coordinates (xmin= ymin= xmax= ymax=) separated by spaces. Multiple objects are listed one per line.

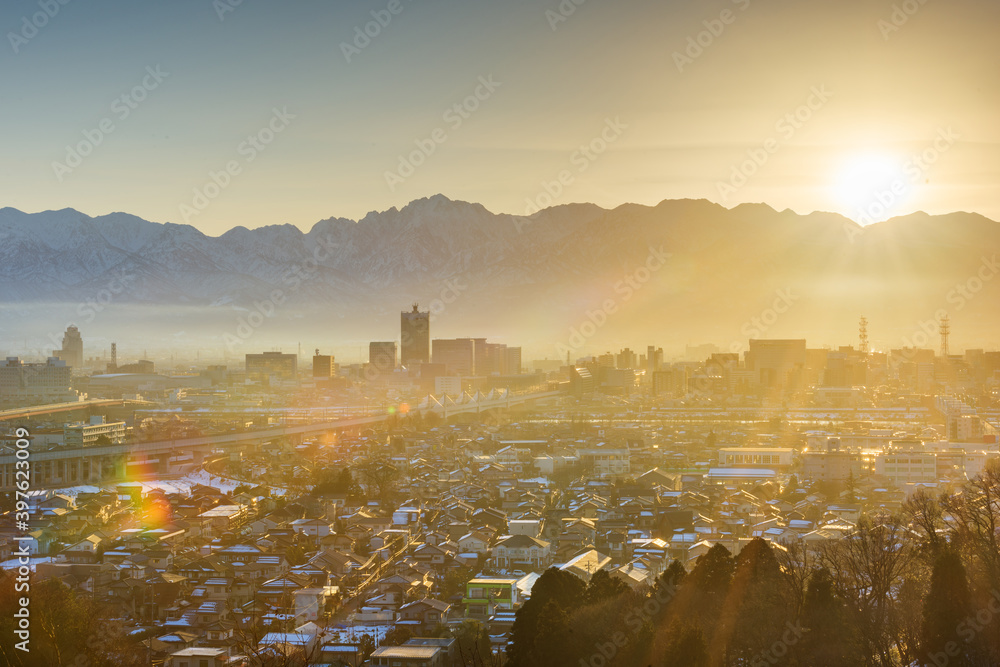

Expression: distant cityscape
xmin=1 ymin=302 xmax=999 ymax=664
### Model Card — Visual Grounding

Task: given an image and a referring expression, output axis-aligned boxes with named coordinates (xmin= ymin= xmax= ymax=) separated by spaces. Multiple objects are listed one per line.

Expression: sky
xmin=1 ymin=0 xmax=998 ymax=235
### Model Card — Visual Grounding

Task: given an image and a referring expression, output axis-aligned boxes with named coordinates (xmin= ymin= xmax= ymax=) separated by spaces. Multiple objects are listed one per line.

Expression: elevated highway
xmin=0 ymin=389 xmax=560 ymax=491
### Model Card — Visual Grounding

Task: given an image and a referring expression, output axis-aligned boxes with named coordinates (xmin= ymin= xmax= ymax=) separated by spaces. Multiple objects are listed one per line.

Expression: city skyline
xmin=3 ymin=2 xmax=1000 ymax=664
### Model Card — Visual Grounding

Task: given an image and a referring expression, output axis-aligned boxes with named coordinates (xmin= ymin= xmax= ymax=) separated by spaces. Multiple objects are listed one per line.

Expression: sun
xmin=832 ymin=152 xmax=911 ymax=224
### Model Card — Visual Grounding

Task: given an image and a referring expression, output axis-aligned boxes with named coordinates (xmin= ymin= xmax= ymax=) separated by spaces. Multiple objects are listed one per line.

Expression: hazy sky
xmin=1 ymin=0 xmax=997 ymax=235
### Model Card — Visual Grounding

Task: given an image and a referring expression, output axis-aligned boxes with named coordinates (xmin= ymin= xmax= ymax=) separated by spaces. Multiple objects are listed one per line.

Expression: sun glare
xmin=833 ymin=152 xmax=911 ymax=224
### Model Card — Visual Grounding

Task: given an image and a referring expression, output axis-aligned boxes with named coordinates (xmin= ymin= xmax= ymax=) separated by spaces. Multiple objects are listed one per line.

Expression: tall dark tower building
xmin=56 ymin=325 xmax=84 ymax=369
xmin=400 ymin=303 xmax=430 ymax=367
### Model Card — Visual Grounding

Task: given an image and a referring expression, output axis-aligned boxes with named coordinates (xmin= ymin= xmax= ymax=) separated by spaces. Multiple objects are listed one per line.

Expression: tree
xmin=942 ymin=466 xmax=1000 ymax=589
xmin=507 ymin=568 xmax=585 ymax=667
xmin=356 ymin=458 xmax=400 ymax=503
xmin=531 ymin=600 xmax=574 ymax=667
xmin=383 ymin=626 xmax=414 ymax=646
xmin=658 ymin=560 xmax=686 ymax=592
xmin=676 ymin=542 xmax=734 ymax=629
xmin=819 ymin=515 xmax=914 ymax=666
xmin=922 ymin=550 xmax=977 ymax=666
xmin=715 ymin=538 xmax=796 ymax=665
xmin=845 ymin=469 xmax=858 ymax=503
xmin=903 ymin=488 xmax=944 ymax=559
xmin=661 ymin=620 xmax=708 ymax=667
xmin=311 ymin=467 xmax=360 ymax=498
xmin=444 ymin=619 xmax=492 ymax=665
xmin=796 ymin=567 xmax=861 ymax=667
xmin=285 ymin=542 xmax=307 ymax=566
xmin=358 ymin=634 xmax=376 ymax=662
xmin=438 ymin=566 xmax=473 ymax=602
xmin=0 ymin=572 xmax=145 ymax=667
xmin=584 ymin=569 xmax=630 ymax=605
xmin=782 ymin=474 xmax=800 ymax=499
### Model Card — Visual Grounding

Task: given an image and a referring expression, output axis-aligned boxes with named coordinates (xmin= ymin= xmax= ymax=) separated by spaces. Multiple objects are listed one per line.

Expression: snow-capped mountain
xmin=2 ymin=195 xmax=999 ymax=355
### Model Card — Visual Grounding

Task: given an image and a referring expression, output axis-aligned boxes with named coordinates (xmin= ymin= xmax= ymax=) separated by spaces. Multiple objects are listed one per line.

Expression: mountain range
xmin=1 ymin=196 xmax=998 ymax=359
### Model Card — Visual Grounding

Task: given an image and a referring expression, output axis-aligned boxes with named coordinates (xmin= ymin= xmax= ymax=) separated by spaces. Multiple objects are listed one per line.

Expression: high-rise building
xmin=0 ymin=357 xmax=80 ymax=406
xmin=401 ymin=304 xmax=430 ymax=367
xmin=369 ymin=342 xmax=397 ymax=374
xmin=475 ymin=342 xmax=521 ymax=375
xmin=245 ymin=352 xmax=298 ymax=379
xmin=745 ymin=339 xmax=807 ymax=388
xmin=647 ymin=346 xmax=663 ymax=373
xmin=472 ymin=338 xmax=488 ymax=374
xmin=504 ymin=347 xmax=522 ymax=375
xmin=617 ymin=348 xmax=637 ymax=370
xmin=312 ymin=351 xmax=334 ymax=379
xmin=55 ymin=325 xmax=84 ymax=370
xmin=432 ymin=338 xmax=476 ymax=376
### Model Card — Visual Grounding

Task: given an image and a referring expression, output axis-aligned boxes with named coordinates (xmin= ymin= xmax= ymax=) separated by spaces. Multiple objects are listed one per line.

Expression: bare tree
xmin=356 ymin=457 xmax=400 ymax=503
xmin=773 ymin=538 xmax=815 ymax=618
xmin=941 ymin=465 xmax=1000 ymax=588
xmin=902 ymin=488 xmax=945 ymax=559
xmin=819 ymin=515 xmax=915 ymax=667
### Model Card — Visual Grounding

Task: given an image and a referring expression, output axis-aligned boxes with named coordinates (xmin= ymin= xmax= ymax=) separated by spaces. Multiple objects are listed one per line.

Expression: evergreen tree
xmin=797 ymin=567 xmax=860 ymax=667
xmin=533 ymin=600 xmax=575 ymax=667
xmin=507 ymin=568 xmax=585 ymax=667
xmin=382 ymin=626 xmax=414 ymax=646
xmin=660 ymin=559 xmax=687 ymax=591
xmin=922 ymin=550 xmax=977 ymax=667
xmin=662 ymin=619 xmax=709 ymax=667
xmin=845 ymin=469 xmax=857 ymax=503
xmin=715 ymin=538 xmax=795 ymax=665
xmin=684 ymin=542 xmax=734 ymax=624
xmin=584 ymin=569 xmax=630 ymax=605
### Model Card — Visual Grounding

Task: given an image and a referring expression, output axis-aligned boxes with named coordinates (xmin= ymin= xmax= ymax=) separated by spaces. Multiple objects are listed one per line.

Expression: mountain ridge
xmin=2 ymin=197 xmax=999 ymax=356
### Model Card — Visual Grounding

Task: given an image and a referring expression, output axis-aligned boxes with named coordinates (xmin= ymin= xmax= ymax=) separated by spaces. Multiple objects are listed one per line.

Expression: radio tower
xmin=940 ymin=316 xmax=950 ymax=358
xmin=859 ymin=316 xmax=869 ymax=355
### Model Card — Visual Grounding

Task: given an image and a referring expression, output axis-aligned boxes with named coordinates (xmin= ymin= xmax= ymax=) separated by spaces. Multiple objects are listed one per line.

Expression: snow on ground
xmin=46 ymin=470 xmax=286 ymax=499
xmin=0 ymin=556 xmax=52 ymax=571
xmin=323 ymin=625 xmax=390 ymax=644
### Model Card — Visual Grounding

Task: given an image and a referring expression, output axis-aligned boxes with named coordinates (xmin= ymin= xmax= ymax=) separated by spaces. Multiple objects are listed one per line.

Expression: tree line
xmin=506 ymin=465 xmax=1000 ymax=667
